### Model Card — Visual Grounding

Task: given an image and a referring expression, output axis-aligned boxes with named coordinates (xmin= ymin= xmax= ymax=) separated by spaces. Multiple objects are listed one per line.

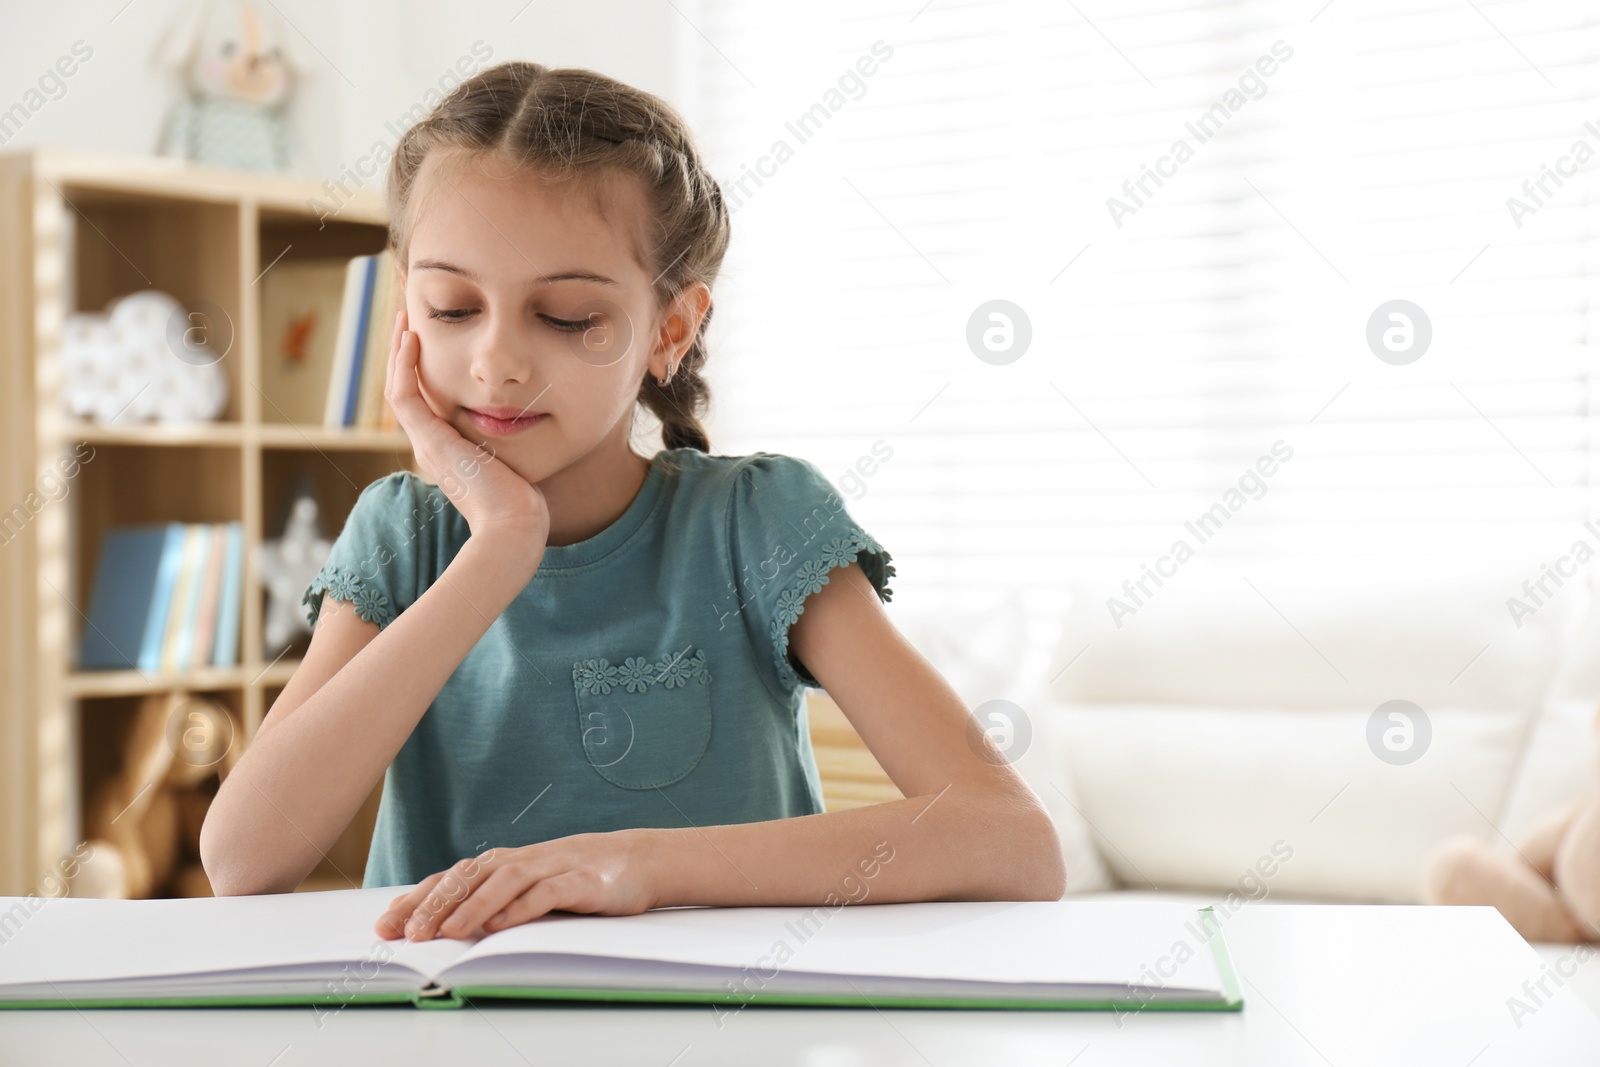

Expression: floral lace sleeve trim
xmin=302 ymin=564 xmax=397 ymax=631
xmin=770 ymin=530 xmax=896 ymax=691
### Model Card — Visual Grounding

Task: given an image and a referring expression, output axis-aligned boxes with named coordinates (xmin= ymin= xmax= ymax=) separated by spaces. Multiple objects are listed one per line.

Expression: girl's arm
xmin=645 ymin=561 xmax=1066 ymax=905
xmin=199 ymin=528 xmax=541 ymax=896
xmin=204 ymin=305 xmax=550 ymax=897
xmin=381 ymin=561 xmax=1065 ymax=941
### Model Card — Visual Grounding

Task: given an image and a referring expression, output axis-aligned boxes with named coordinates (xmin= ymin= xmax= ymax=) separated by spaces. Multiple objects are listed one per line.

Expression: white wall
xmin=0 ymin=0 xmax=701 ymax=186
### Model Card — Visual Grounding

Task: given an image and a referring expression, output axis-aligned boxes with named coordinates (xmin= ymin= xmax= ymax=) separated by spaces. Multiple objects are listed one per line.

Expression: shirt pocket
xmin=572 ymin=646 xmax=714 ymax=790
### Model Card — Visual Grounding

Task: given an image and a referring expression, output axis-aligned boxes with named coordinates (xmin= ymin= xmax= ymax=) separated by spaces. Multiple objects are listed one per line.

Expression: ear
xmin=151 ymin=0 xmax=212 ymax=73
xmin=651 ymin=282 xmax=712 ymax=374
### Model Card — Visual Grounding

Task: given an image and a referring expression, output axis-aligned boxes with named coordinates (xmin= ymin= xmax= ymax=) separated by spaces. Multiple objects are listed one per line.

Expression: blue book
xmin=78 ymin=525 xmax=174 ymax=670
xmin=136 ymin=523 xmax=188 ymax=673
xmin=342 ymin=255 xmax=376 ymax=427
xmin=211 ymin=522 xmax=244 ymax=668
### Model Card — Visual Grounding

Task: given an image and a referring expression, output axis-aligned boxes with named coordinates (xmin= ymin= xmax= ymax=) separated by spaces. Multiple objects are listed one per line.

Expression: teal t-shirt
xmin=299 ymin=448 xmax=896 ymax=889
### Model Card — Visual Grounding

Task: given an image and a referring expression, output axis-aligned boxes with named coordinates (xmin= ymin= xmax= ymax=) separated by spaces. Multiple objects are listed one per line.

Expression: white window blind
xmin=691 ymin=1 xmax=1600 ymax=621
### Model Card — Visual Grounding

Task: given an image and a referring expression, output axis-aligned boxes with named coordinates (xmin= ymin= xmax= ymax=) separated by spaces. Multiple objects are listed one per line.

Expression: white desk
xmin=2 ymin=903 xmax=1595 ymax=1065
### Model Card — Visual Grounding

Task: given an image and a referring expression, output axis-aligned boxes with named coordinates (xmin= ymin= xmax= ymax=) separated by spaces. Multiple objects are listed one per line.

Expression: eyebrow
xmin=412 ymin=259 xmax=620 ymax=287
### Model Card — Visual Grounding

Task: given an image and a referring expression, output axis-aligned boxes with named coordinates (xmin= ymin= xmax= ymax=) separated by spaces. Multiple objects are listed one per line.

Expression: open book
xmin=0 ymin=886 xmax=1243 ymax=1012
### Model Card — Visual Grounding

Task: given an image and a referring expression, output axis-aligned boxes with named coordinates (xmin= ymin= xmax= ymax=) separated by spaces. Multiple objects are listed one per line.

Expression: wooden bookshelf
xmin=0 ymin=147 xmax=414 ymax=898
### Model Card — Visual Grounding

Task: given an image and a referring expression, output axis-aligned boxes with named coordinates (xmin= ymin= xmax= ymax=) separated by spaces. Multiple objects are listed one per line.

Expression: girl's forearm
xmin=629 ymin=785 xmax=1066 ymax=909
xmin=202 ymin=531 xmax=540 ymax=895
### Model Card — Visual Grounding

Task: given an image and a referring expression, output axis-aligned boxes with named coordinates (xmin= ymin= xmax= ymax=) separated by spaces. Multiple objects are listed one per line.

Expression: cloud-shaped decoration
xmin=61 ymin=291 xmax=229 ymax=425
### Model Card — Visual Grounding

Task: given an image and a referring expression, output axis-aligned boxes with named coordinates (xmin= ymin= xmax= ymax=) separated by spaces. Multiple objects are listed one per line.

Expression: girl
xmin=200 ymin=61 xmax=1064 ymax=940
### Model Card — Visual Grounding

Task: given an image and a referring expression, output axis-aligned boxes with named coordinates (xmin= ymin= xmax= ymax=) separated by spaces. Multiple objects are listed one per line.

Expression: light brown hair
xmin=387 ymin=60 xmax=730 ymax=456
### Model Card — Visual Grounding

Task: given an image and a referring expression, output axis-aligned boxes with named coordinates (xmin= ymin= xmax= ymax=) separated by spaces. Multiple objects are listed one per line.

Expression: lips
xmin=464 ymin=406 xmax=548 ymax=436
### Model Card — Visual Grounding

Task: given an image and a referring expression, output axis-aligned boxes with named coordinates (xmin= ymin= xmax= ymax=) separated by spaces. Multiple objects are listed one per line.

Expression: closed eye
xmin=424 ymin=305 xmax=592 ymax=333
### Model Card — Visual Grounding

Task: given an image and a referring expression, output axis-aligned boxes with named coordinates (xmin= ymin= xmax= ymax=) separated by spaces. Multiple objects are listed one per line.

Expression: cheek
xmin=408 ymin=321 xmax=466 ymax=384
xmin=554 ymin=343 xmax=645 ymax=406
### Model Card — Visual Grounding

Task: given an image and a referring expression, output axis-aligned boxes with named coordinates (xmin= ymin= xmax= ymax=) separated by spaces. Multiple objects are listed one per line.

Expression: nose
xmin=469 ymin=314 xmax=532 ymax=387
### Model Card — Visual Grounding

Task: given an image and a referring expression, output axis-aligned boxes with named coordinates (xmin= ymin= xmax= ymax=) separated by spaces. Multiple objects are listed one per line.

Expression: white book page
xmin=447 ymin=900 xmax=1224 ymax=992
xmin=0 ymin=886 xmax=473 ymax=991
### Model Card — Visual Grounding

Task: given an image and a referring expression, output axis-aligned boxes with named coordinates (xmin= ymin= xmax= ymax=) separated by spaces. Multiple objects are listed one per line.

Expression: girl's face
xmin=398 ymin=153 xmax=702 ymax=484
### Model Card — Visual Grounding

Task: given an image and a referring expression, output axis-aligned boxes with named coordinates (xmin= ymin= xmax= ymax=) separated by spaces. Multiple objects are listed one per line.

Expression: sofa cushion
xmin=1057 ymin=703 xmax=1529 ymax=903
xmin=1041 ymin=572 xmax=1574 ymax=902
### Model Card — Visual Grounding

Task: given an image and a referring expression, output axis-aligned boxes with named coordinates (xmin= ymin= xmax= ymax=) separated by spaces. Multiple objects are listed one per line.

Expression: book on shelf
xmin=209 ymin=523 xmax=244 ymax=669
xmin=189 ymin=521 xmax=228 ymax=667
xmin=78 ymin=526 xmax=170 ymax=672
xmin=357 ymin=250 xmax=400 ymax=432
xmin=78 ymin=521 xmax=245 ymax=673
xmin=0 ymin=886 xmax=1244 ymax=1012
xmin=257 ymin=257 xmax=347 ymax=426
xmin=160 ymin=525 xmax=204 ymax=674
xmin=336 ymin=254 xmax=375 ymax=428
xmin=322 ymin=254 xmax=368 ymax=428
xmin=136 ymin=525 xmax=186 ymax=673
xmin=258 ymin=249 xmax=400 ymax=433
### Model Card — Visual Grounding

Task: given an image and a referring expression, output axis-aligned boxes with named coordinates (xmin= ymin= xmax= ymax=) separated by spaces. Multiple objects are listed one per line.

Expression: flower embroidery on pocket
xmin=617 ymin=657 xmax=655 ymax=693
xmin=573 ymin=649 xmax=712 ymax=695
xmin=572 ymin=645 xmax=714 ymax=790
xmin=656 ymin=648 xmax=710 ymax=688
xmin=573 ymin=658 xmax=621 ymax=696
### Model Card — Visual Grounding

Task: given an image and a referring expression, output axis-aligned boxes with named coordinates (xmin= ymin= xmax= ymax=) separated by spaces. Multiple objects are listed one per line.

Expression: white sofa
xmin=889 ymin=570 xmax=1600 ymax=1018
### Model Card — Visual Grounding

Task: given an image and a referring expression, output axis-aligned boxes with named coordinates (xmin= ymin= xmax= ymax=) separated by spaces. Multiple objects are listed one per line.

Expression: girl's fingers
xmin=482 ymin=872 xmax=587 ymax=933
xmin=382 ymin=309 xmax=404 ymax=411
xmin=385 ymin=314 xmax=425 ymax=417
xmin=436 ymin=865 xmax=539 ymax=938
xmin=382 ymin=313 xmax=460 ymax=486
xmin=383 ymin=307 xmax=404 ymax=398
xmin=377 ymin=876 xmax=441 ymax=934
xmin=386 ymin=308 xmax=452 ymax=447
xmin=374 ymin=871 xmax=446 ymax=937
xmin=387 ymin=305 xmax=404 ymax=371
xmin=402 ymin=850 xmax=503 ymax=939
xmin=396 ymin=331 xmax=463 ymax=452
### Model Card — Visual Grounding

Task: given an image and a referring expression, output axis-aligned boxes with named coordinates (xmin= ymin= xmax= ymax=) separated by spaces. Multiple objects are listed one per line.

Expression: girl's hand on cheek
xmin=371 ymin=834 xmax=656 ymax=941
xmin=385 ymin=307 xmax=550 ymax=554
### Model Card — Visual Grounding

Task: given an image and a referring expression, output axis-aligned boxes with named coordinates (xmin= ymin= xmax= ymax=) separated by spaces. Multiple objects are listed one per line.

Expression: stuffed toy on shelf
xmin=68 ymin=691 xmax=240 ymax=900
xmin=154 ymin=0 xmax=302 ymax=172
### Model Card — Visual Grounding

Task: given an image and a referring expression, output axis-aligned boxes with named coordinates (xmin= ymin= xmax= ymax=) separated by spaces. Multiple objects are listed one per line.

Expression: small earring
xmin=656 ymin=361 xmax=675 ymax=386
